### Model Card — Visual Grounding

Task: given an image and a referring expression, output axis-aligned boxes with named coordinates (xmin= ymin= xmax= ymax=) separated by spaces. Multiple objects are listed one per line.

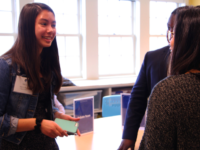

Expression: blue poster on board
xmin=121 ymin=93 xmax=146 ymax=127
xmin=74 ymin=97 xmax=94 ymax=134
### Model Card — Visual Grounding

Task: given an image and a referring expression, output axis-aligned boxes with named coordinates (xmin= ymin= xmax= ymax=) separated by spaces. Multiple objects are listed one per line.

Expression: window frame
xmin=97 ymin=1 xmax=136 ymax=77
xmin=0 ymin=0 xmax=18 ymax=55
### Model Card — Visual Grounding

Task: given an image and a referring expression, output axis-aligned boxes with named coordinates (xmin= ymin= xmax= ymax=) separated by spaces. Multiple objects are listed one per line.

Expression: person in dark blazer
xmin=118 ymin=6 xmax=189 ymax=150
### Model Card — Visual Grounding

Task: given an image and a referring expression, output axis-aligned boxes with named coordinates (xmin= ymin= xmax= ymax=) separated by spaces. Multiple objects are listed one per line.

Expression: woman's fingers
xmin=59 ymin=114 xmax=80 ymax=122
xmin=63 ymin=130 xmax=68 ymax=136
xmin=41 ymin=119 xmax=68 ymax=138
xmin=76 ymin=129 xmax=81 ymax=136
xmin=70 ymin=117 xmax=80 ymax=121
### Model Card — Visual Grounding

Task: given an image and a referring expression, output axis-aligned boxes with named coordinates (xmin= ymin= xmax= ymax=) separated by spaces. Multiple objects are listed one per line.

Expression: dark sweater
xmin=139 ymin=73 xmax=200 ymax=150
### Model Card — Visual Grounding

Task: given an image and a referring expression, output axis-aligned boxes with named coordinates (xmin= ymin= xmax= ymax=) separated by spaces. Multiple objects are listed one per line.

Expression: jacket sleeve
xmin=0 ymin=58 xmax=19 ymax=137
xmin=122 ymin=52 xmax=149 ymax=141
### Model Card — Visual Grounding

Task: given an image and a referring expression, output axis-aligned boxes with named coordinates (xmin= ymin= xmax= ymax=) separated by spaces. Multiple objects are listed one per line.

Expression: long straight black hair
xmin=170 ymin=6 xmax=200 ymax=75
xmin=4 ymin=3 xmax=62 ymax=94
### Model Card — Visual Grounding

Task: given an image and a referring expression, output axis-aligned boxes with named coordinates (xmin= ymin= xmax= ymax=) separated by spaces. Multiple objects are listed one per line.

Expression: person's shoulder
xmin=0 ymin=54 xmax=12 ymax=66
xmin=153 ymin=74 xmax=198 ymax=94
xmin=150 ymin=74 xmax=200 ymax=107
xmin=147 ymin=45 xmax=170 ymax=56
xmin=143 ymin=45 xmax=170 ymax=64
xmin=0 ymin=55 xmax=13 ymax=78
xmin=154 ymin=75 xmax=182 ymax=88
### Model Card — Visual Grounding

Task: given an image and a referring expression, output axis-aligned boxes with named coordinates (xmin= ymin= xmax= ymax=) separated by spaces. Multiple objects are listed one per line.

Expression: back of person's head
xmin=171 ymin=5 xmax=190 ymax=15
xmin=170 ymin=6 xmax=200 ymax=75
xmin=5 ymin=3 xmax=62 ymax=94
xmin=195 ymin=5 xmax=200 ymax=9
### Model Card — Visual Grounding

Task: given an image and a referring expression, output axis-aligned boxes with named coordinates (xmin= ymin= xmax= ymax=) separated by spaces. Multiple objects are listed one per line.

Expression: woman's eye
xmin=52 ymin=24 xmax=56 ymax=28
xmin=41 ymin=23 xmax=47 ymax=26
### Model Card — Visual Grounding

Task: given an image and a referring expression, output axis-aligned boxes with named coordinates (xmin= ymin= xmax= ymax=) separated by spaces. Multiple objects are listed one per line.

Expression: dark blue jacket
xmin=122 ymin=46 xmax=170 ymax=140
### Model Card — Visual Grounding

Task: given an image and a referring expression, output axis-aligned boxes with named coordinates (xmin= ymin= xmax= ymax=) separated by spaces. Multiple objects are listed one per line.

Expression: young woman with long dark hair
xmin=0 ymin=3 xmax=80 ymax=149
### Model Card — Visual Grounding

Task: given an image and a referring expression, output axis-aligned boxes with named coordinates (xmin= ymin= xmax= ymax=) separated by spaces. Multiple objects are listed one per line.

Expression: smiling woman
xmin=0 ymin=3 xmax=80 ymax=150
xmin=35 ymin=10 xmax=56 ymax=54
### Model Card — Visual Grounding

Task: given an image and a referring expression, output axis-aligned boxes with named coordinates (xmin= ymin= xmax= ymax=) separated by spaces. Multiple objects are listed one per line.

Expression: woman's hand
xmin=55 ymin=112 xmax=81 ymax=136
xmin=40 ymin=119 xmax=68 ymax=138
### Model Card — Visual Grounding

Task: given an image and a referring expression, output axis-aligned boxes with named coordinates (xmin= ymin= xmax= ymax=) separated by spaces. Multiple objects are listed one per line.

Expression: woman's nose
xmin=47 ymin=25 xmax=54 ymax=33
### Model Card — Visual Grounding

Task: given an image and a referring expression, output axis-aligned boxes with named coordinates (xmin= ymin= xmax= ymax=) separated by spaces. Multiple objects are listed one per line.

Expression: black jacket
xmin=122 ymin=45 xmax=170 ymax=140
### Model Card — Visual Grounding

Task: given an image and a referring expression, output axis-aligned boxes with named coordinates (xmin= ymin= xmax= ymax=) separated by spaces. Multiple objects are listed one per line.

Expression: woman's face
xmin=167 ymin=14 xmax=175 ymax=43
xmin=35 ymin=10 xmax=56 ymax=53
xmin=170 ymin=36 xmax=174 ymax=51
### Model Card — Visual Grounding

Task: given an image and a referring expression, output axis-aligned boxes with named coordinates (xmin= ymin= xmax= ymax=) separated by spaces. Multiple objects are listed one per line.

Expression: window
xmin=149 ymin=1 xmax=185 ymax=51
xmin=0 ymin=0 xmax=18 ymax=56
xmin=98 ymin=0 xmax=135 ymax=76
